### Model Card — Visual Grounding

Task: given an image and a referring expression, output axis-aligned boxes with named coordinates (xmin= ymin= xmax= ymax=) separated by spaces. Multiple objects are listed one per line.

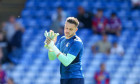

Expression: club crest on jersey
xmin=66 ymin=42 xmax=69 ymax=47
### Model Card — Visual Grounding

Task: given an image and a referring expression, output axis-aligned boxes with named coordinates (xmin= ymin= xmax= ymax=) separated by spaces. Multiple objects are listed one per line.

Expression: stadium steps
xmin=0 ymin=0 xmax=26 ymax=22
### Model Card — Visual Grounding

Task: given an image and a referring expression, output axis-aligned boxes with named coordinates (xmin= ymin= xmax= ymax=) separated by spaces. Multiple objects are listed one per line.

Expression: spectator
xmin=77 ymin=6 xmax=92 ymax=28
xmin=0 ymin=63 xmax=7 ymax=84
xmin=106 ymin=13 xmax=122 ymax=36
xmin=2 ymin=16 xmax=24 ymax=53
xmin=51 ymin=6 xmax=67 ymax=35
xmin=92 ymin=9 xmax=108 ymax=34
xmin=0 ymin=30 xmax=8 ymax=64
xmin=3 ymin=16 xmax=17 ymax=42
xmin=10 ymin=23 xmax=23 ymax=49
xmin=7 ymin=78 xmax=14 ymax=84
xmin=0 ymin=47 xmax=8 ymax=64
xmin=92 ymin=34 xmax=111 ymax=55
xmin=94 ymin=63 xmax=110 ymax=84
xmin=131 ymin=0 xmax=140 ymax=9
xmin=111 ymin=42 xmax=124 ymax=56
xmin=9 ymin=23 xmax=23 ymax=64
xmin=0 ymin=48 xmax=3 ymax=61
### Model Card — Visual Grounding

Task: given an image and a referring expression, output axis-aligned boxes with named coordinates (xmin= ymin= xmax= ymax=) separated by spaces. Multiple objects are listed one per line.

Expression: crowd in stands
xmin=51 ymin=6 xmax=122 ymax=38
xmin=77 ymin=7 xmax=122 ymax=36
xmin=0 ymin=15 xmax=24 ymax=84
xmin=0 ymin=6 xmax=123 ymax=84
xmin=51 ymin=6 xmax=124 ymax=55
xmin=0 ymin=0 xmax=140 ymax=83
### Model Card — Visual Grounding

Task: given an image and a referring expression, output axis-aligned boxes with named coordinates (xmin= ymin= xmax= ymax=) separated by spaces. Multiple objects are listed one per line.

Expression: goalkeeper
xmin=44 ymin=17 xmax=84 ymax=84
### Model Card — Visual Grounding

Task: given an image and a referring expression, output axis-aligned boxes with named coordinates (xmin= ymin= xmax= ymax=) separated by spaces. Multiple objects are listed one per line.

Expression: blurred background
xmin=0 ymin=0 xmax=140 ymax=84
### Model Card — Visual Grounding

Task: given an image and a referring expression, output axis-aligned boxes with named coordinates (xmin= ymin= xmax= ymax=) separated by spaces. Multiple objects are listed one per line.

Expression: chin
xmin=65 ymin=34 xmax=69 ymax=36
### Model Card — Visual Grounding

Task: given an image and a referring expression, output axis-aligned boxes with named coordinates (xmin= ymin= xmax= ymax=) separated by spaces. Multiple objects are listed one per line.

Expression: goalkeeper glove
xmin=44 ymin=30 xmax=59 ymax=51
xmin=44 ymin=30 xmax=59 ymax=40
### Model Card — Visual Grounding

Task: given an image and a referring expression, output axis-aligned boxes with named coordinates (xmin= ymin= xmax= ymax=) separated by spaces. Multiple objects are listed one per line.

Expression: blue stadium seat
xmin=123 ymin=20 xmax=134 ymax=29
xmin=131 ymin=10 xmax=140 ymax=19
xmin=105 ymin=1 xmax=117 ymax=10
xmin=118 ymin=1 xmax=130 ymax=10
xmin=117 ymin=10 xmax=130 ymax=19
xmin=92 ymin=1 xmax=103 ymax=9
xmin=37 ymin=1 xmax=47 ymax=8
xmin=25 ymin=1 xmax=36 ymax=8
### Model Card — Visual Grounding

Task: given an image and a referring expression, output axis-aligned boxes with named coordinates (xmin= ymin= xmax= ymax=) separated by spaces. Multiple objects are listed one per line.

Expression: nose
xmin=65 ymin=29 xmax=69 ymax=32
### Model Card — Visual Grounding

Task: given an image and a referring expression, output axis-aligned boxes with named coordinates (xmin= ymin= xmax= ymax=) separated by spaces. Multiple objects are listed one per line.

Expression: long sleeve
xmin=48 ymin=51 xmax=57 ymax=60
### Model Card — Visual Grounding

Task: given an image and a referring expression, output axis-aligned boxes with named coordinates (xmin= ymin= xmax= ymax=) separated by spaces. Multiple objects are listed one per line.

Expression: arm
xmin=105 ymin=73 xmax=110 ymax=84
xmin=46 ymin=38 xmax=75 ymax=63
xmin=44 ymin=30 xmax=59 ymax=60
xmin=47 ymin=35 xmax=64 ymax=61
xmin=48 ymin=41 xmax=75 ymax=66
xmin=94 ymin=72 xmax=98 ymax=81
xmin=48 ymin=51 xmax=57 ymax=60
xmin=44 ymin=45 xmax=57 ymax=60
xmin=46 ymin=37 xmax=82 ymax=67
xmin=92 ymin=42 xmax=98 ymax=54
xmin=57 ymin=54 xmax=76 ymax=66
xmin=92 ymin=44 xmax=96 ymax=53
xmin=47 ymin=35 xmax=58 ymax=61
xmin=92 ymin=19 xmax=97 ymax=32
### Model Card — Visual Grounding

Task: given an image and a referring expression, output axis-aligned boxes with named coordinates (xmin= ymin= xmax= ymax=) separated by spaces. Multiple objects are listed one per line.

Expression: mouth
xmin=65 ymin=32 xmax=69 ymax=35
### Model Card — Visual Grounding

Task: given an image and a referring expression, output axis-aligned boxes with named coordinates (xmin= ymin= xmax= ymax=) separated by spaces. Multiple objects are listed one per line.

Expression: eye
xmin=70 ymin=29 xmax=73 ymax=31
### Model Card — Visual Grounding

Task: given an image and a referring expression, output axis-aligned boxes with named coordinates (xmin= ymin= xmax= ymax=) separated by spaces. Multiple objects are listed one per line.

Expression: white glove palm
xmin=44 ymin=30 xmax=59 ymax=50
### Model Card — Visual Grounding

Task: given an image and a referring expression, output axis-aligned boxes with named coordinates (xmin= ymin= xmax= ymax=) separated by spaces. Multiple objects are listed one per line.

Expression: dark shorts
xmin=60 ymin=78 xmax=84 ymax=84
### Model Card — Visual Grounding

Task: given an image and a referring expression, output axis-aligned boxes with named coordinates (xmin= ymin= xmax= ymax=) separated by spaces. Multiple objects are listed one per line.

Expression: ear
xmin=76 ymin=28 xmax=78 ymax=32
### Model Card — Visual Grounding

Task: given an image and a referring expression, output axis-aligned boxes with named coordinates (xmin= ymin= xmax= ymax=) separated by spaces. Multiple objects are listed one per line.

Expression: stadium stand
xmin=3 ymin=0 xmax=140 ymax=84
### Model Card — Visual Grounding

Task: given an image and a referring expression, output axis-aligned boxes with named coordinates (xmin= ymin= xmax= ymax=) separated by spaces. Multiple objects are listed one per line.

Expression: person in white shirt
xmin=111 ymin=42 xmax=124 ymax=56
xmin=131 ymin=0 xmax=140 ymax=9
xmin=51 ymin=6 xmax=67 ymax=34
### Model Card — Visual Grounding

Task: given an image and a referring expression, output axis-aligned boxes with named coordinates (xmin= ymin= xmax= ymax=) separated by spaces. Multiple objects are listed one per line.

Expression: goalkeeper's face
xmin=64 ymin=22 xmax=78 ymax=39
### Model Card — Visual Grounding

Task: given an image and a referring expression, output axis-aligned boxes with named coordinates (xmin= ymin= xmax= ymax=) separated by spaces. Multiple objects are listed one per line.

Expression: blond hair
xmin=66 ymin=17 xmax=79 ymax=27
